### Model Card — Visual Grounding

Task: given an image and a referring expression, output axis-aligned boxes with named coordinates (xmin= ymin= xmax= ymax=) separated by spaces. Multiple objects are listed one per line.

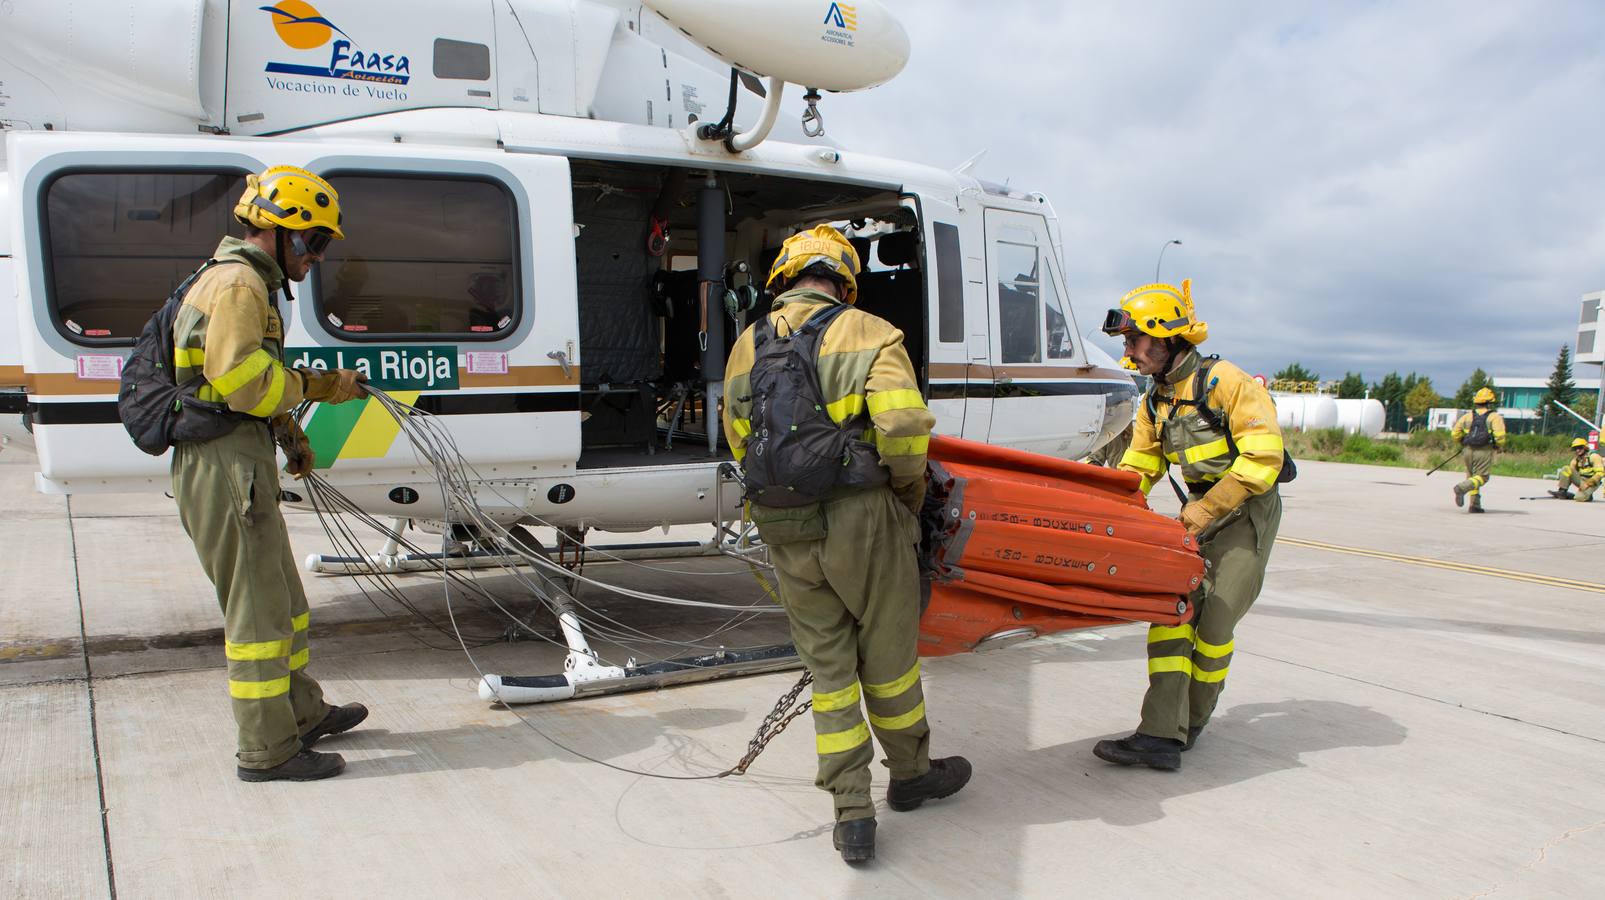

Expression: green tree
xmin=1536 ymin=345 xmax=1578 ymax=431
xmin=1404 ymin=378 xmax=1442 ymax=421
xmin=1274 ymin=362 xmax=1318 ymax=383
xmin=1452 ymin=368 xmax=1497 ymax=409
xmin=1371 ymin=371 xmax=1407 ymax=432
xmin=1337 ymin=372 xmax=1366 ymax=399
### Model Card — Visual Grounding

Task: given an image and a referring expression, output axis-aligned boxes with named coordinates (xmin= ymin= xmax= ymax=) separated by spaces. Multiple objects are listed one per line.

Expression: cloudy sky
xmin=825 ymin=0 xmax=1605 ymax=391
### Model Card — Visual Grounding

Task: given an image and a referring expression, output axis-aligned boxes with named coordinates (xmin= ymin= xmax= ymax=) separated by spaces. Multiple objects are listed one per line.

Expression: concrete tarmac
xmin=2 ymin=446 xmax=1603 ymax=898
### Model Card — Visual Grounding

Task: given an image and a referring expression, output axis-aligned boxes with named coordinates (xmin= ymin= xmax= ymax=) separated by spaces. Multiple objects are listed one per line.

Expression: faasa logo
xmin=260 ymin=1 xmax=411 ymax=85
xmin=821 ymin=3 xmax=858 ymax=47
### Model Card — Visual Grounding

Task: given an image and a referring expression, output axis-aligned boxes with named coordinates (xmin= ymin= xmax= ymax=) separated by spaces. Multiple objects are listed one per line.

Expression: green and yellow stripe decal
xmin=302 ymin=391 xmax=420 ymax=469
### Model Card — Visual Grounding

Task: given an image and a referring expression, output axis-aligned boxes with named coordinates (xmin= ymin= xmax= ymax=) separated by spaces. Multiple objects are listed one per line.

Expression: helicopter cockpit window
xmin=315 ymin=173 xmax=518 ymax=342
xmin=42 ymin=169 xmax=245 ymax=347
xmin=997 ymin=241 xmax=1042 ymax=364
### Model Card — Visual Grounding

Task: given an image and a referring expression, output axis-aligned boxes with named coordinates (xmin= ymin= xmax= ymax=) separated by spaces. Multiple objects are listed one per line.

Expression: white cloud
xmin=827 ymin=0 xmax=1605 ymax=388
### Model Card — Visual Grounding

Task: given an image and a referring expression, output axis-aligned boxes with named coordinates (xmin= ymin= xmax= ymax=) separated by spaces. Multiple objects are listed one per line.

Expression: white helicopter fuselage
xmin=0 ymin=0 xmax=1135 ymax=534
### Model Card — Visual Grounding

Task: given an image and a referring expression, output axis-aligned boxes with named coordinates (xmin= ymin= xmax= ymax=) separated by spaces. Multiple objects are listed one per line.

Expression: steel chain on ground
xmin=725 ymin=669 xmax=814 ymax=776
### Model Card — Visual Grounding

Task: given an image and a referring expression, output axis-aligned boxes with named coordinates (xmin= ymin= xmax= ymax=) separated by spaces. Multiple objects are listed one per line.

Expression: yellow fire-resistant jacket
xmin=1119 ymin=349 xmax=1284 ymax=530
xmin=1451 ymin=409 xmax=1507 ymax=449
xmin=723 ymin=288 xmax=934 ymax=497
xmin=1566 ymin=451 xmax=1604 ymax=480
xmin=171 ymin=236 xmax=310 ymax=420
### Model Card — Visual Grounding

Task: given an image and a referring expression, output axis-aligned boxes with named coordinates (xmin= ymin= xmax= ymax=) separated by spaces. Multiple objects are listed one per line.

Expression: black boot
xmin=1453 ymin=484 xmax=1467 ymax=507
xmin=1468 ymin=500 xmax=1485 ymax=514
xmin=301 ymin=702 xmax=369 ymax=750
xmin=237 ymin=749 xmax=345 ymax=782
xmin=1092 ymin=733 xmax=1183 ymax=770
xmin=833 ymin=818 xmax=876 ymax=864
xmin=1182 ymin=725 xmax=1203 ymax=752
xmin=1550 ymin=489 xmax=1575 ymax=500
xmin=886 ymin=756 xmax=973 ymax=812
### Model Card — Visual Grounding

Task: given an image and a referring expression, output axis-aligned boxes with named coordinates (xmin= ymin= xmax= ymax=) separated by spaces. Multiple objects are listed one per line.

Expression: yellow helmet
xmin=1473 ymin=387 xmax=1497 ymax=406
xmin=766 ymin=225 xmax=861 ymax=305
xmin=234 ymin=166 xmax=345 ymax=241
xmin=1101 ymin=279 xmax=1208 ymax=345
xmin=1572 ymin=437 xmax=1590 ymax=450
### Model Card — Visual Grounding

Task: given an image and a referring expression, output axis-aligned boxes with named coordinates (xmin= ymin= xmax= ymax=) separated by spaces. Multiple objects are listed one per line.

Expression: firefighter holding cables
xmin=171 ymin=167 xmax=371 ymax=782
xmin=1096 ymin=280 xmax=1288 ymax=771
xmin=723 ymin=225 xmax=970 ymax=864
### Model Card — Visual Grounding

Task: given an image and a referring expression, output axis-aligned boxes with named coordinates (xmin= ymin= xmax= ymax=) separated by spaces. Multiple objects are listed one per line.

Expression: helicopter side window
xmin=1044 ymin=264 xmax=1075 ymax=360
xmin=42 ymin=169 xmax=246 ymax=347
xmin=314 ymin=173 xmax=519 ymax=342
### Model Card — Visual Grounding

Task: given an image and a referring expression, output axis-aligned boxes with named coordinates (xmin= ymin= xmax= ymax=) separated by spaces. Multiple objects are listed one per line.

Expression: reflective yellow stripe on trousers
xmin=816 ymin=722 xmax=871 ymax=755
xmin=230 ymin=676 xmax=290 ymax=699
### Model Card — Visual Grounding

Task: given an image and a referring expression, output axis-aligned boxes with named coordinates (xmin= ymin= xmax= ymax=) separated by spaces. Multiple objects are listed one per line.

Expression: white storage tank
xmin=1334 ymin=399 xmax=1386 ymax=437
xmin=1271 ymin=393 xmax=1339 ymax=432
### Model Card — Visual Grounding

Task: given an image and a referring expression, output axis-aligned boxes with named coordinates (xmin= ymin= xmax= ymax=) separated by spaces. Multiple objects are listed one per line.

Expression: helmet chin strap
xmin=275 ymin=228 xmax=295 ymax=303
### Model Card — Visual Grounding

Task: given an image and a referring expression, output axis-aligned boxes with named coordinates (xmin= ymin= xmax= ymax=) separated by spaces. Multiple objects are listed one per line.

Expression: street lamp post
xmin=1155 ymin=239 xmax=1182 ymax=283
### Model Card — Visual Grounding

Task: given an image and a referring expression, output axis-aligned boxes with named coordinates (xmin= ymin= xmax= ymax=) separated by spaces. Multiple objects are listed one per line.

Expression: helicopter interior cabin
xmin=564 ymin=159 xmax=924 ymax=470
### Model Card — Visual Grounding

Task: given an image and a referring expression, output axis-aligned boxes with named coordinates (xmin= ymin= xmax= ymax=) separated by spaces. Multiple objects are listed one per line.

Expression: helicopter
xmin=0 ymin=0 xmax=1138 ymax=701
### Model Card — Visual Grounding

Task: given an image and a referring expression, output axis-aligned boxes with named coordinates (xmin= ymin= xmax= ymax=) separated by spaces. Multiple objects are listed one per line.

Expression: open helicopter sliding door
xmin=981 ymin=207 xmax=1104 ymax=458
xmin=290 ymin=150 xmax=580 ymax=526
xmin=919 ymin=196 xmax=992 ymax=442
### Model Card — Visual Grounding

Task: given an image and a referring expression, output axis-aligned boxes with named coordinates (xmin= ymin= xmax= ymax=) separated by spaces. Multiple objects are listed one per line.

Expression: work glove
xmin=1178 ymin=501 xmax=1213 ymax=536
xmin=893 ymin=473 xmax=929 ymax=515
xmin=299 ymin=367 xmax=368 ymax=404
xmin=271 ymin=415 xmax=315 ymax=479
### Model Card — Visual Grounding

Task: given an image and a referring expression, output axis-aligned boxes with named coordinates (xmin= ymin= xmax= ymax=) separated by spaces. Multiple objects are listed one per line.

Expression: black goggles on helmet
xmin=291 ymin=227 xmax=335 ymax=257
xmin=1101 ymin=308 xmax=1138 ymax=336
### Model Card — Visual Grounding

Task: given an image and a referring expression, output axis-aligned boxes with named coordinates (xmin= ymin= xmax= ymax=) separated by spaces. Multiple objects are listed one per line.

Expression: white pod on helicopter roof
xmin=644 ymin=0 xmax=911 ymax=92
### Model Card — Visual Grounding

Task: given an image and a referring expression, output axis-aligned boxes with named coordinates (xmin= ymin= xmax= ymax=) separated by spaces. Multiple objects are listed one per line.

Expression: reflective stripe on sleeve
xmin=1120 ymin=449 xmax=1164 ymax=474
xmin=867 ymin=388 xmax=926 ymax=416
xmin=230 ymin=676 xmax=291 ymax=699
xmin=225 ymin=638 xmax=291 ymax=661
xmin=210 ymin=348 xmax=275 ymax=396
xmin=868 ymin=701 xmax=927 ymax=731
xmin=1236 ymin=433 xmax=1284 ymax=454
xmin=812 ymin=682 xmax=862 ymax=713
xmin=816 ymin=721 xmax=871 ymax=755
xmin=864 ymin=662 xmax=920 ymax=699
xmin=1230 ymin=455 xmax=1280 ymax=487
xmin=730 ymin=418 xmax=752 ymax=439
xmin=244 ymin=364 xmax=286 ymax=417
xmin=875 ymin=433 xmax=930 ymax=456
xmin=174 ymin=347 xmax=205 ymax=367
xmin=292 ymin=613 xmax=310 ymax=632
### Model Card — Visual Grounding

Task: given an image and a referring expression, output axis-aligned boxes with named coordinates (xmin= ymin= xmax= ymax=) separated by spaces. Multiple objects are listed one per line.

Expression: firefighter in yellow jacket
xmin=1551 ymin=437 xmax=1604 ymax=501
xmin=722 ymin=226 xmax=970 ymax=864
xmin=172 ymin=167 xmax=370 ymax=782
xmin=1450 ymin=388 xmax=1507 ymax=513
xmin=1095 ymin=280 xmax=1285 ymax=771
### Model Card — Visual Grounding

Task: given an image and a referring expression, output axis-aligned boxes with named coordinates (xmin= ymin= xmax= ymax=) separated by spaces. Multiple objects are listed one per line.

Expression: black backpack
xmin=740 ymin=302 xmax=889 ymax=507
xmin=1463 ymin=410 xmax=1493 ymax=447
xmin=117 ymin=259 xmax=251 ymax=455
